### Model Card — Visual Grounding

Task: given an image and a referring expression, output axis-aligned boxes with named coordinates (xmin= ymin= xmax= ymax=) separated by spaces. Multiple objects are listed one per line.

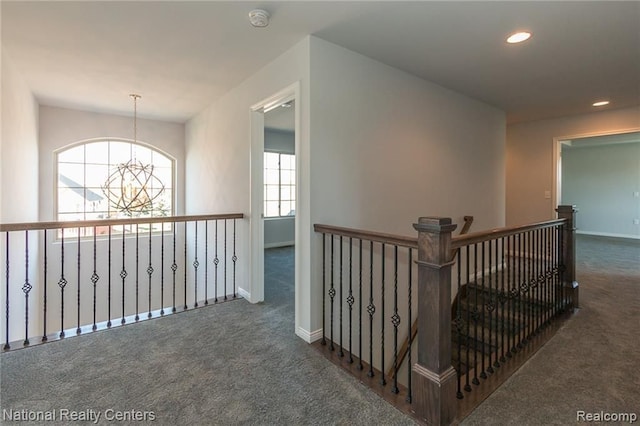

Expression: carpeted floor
xmin=0 ymin=246 xmax=414 ymax=425
xmin=461 ymin=235 xmax=640 ymax=425
xmin=1 ymin=237 xmax=638 ymax=425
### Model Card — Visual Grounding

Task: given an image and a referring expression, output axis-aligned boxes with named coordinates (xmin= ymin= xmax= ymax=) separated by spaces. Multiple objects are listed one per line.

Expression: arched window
xmin=56 ymin=139 xmax=174 ymax=226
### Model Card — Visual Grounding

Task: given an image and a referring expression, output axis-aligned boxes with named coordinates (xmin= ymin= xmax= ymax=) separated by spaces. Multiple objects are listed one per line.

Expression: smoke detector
xmin=249 ymin=9 xmax=270 ymax=28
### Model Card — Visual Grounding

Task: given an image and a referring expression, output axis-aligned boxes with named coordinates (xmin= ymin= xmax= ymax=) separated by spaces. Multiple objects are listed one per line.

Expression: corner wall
xmin=308 ymin=37 xmax=506 ymax=334
xmin=1 ymin=51 xmax=39 ymax=343
xmin=506 ymin=106 xmax=640 ymax=226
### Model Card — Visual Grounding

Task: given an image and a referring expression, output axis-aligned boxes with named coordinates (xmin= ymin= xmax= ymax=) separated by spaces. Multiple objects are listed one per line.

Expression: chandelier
xmin=102 ymin=94 xmax=165 ymax=217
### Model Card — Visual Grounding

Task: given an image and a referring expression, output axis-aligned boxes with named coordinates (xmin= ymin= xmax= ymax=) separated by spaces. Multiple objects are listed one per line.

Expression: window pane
xmin=266 ymin=185 xmax=279 ymax=201
xmin=58 ymin=145 xmax=84 ymax=163
xmin=110 ymin=141 xmax=132 ymax=165
xmin=132 ymin=145 xmax=152 ymax=164
xmin=85 ymin=142 xmax=109 ymax=164
xmin=58 ymin=188 xmax=86 ymax=214
xmin=153 ymin=167 xmax=172 ymax=188
xmin=281 ymin=170 xmax=294 ymax=185
xmin=281 ymin=201 xmax=292 ymax=217
xmin=265 ymin=169 xmax=279 ymax=185
xmin=58 ymin=212 xmax=85 ymax=222
xmin=58 ymin=163 xmax=85 ymax=187
xmin=280 ymin=185 xmax=293 ymax=201
xmin=152 ymin=153 xmax=172 ymax=168
xmin=85 ymin=165 xmax=110 ymax=187
xmin=264 ymin=152 xmax=279 ymax=169
xmin=265 ymin=201 xmax=279 ymax=217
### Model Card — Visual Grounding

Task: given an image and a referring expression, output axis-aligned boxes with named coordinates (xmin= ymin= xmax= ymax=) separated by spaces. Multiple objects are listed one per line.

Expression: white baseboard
xmin=264 ymin=241 xmax=295 ymax=249
xmin=296 ymin=326 xmax=323 ymax=343
xmin=576 ymin=230 xmax=640 ymax=240
xmin=237 ymin=287 xmax=251 ymax=301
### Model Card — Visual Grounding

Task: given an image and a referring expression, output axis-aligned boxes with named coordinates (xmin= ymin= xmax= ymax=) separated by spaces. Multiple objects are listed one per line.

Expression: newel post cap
xmin=556 ymin=205 xmax=578 ymax=214
xmin=413 ymin=217 xmax=457 ymax=234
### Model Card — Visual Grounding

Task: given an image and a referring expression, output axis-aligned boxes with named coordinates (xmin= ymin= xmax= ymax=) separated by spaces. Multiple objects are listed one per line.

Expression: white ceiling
xmin=2 ymin=1 xmax=639 ymax=124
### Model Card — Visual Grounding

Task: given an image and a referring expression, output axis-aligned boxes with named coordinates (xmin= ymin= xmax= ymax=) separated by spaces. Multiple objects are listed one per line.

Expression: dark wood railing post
xmin=412 ymin=217 xmax=457 ymax=425
xmin=556 ymin=205 xmax=579 ymax=311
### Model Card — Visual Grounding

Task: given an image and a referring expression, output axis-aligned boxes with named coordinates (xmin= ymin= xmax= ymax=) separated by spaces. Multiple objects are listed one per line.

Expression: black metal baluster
xmin=516 ymin=234 xmax=523 ymax=350
xmin=407 ymin=248 xmax=413 ymax=403
xmin=92 ymin=227 xmax=99 ymax=331
xmin=464 ymin=245 xmax=471 ymax=392
xmin=493 ymin=238 xmax=500 ymax=369
xmin=23 ymin=231 xmax=32 ymax=346
xmin=347 ymin=237 xmax=354 ymax=363
xmin=538 ymin=229 xmax=543 ymax=331
xmin=193 ymin=221 xmax=199 ymax=308
xmin=42 ymin=231 xmax=48 ymax=342
xmin=522 ymin=231 xmax=529 ymax=343
xmin=233 ymin=219 xmax=237 ymax=298
xmin=486 ymin=240 xmax=494 ymax=375
xmin=224 ymin=219 xmax=227 ymax=300
xmin=4 ymin=233 xmax=10 ymax=349
xmin=59 ymin=228 xmax=67 ymax=338
xmin=507 ymin=235 xmax=514 ymax=357
xmin=121 ymin=226 xmax=127 ymax=324
xmin=321 ymin=233 xmax=326 ymax=346
xmin=480 ymin=241 xmax=487 ymax=380
xmin=214 ymin=220 xmax=219 ymax=303
xmin=171 ymin=222 xmax=177 ymax=313
xmin=456 ymin=248 xmax=463 ymax=398
xmin=148 ymin=224 xmax=153 ymax=318
xmin=107 ymin=226 xmax=112 ymax=327
xmin=329 ymin=235 xmax=335 ymax=351
xmin=499 ymin=237 xmax=506 ymax=363
xmin=391 ymin=245 xmax=400 ymax=394
xmin=553 ymin=225 xmax=559 ymax=316
xmin=339 ymin=235 xmax=344 ymax=358
xmin=472 ymin=243 xmax=480 ymax=386
xmin=367 ymin=240 xmax=375 ymax=378
xmin=358 ymin=239 xmax=363 ymax=370
xmin=160 ymin=225 xmax=165 ymax=315
xmin=134 ymin=224 xmax=140 ymax=321
xmin=205 ymin=221 xmax=209 ymax=305
xmin=529 ymin=230 xmax=535 ymax=337
xmin=546 ymin=227 xmax=552 ymax=326
xmin=184 ymin=221 xmax=188 ymax=310
xmin=380 ymin=243 xmax=386 ymax=386
xmin=76 ymin=228 xmax=81 ymax=334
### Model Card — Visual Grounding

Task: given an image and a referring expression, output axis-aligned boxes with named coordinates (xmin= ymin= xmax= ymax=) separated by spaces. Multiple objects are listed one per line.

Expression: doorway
xmin=263 ymin=101 xmax=296 ymax=305
xmin=249 ymin=82 xmax=302 ymax=335
xmin=553 ymin=130 xmax=640 ymax=239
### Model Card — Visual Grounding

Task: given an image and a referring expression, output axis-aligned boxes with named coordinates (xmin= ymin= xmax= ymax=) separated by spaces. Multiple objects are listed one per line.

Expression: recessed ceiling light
xmin=506 ymin=31 xmax=532 ymax=44
xmin=592 ymin=101 xmax=610 ymax=107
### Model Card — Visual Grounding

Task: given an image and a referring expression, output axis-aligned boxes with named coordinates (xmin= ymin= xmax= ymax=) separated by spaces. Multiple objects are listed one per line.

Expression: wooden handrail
xmin=313 ymin=224 xmax=418 ymax=249
xmin=451 ymin=218 xmax=566 ymax=249
xmin=0 ymin=213 xmax=245 ymax=233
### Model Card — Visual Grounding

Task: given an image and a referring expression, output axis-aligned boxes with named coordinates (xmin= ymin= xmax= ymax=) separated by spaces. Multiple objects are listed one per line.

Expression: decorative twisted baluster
xmin=147 ymin=224 xmax=153 ymax=318
xmin=23 ymin=231 xmax=32 ymax=345
xmin=193 ymin=221 xmax=199 ymax=308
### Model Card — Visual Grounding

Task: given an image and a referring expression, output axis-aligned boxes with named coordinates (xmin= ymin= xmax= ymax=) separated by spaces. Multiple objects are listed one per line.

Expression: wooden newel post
xmin=556 ymin=205 xmax=579 ymax=311
xmin=412 ymin=217 xmax=457 ymax=425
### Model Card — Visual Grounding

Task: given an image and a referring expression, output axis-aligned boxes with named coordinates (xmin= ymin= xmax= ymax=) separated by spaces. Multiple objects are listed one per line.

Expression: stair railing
xmin=1 ymin=213 xmax=244 ymax=350
xmin=412 ymin=205 xmax=578 ymax=424
xmin=314 ymin=206 xmax=578 ymax=425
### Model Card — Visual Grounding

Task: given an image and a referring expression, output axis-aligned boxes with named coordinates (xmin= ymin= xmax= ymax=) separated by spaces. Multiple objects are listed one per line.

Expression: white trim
xmin=238 ymin=287 xmax=251 ymax=301
xmin=576 ymin=230 xmax=640 ymax=240
xmin=250 ymin=82 xmax=302 ymax=333
xmin=296 ymin=326 xmax=323 ymax=343
xmin=264 ymin=241 xmax=295 ymax=249
xmin=552 ymin=127 xmax=640 ymax=218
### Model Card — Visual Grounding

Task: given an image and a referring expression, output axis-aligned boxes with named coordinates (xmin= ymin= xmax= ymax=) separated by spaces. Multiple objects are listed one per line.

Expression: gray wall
xmin=561 ymin=142 xmax=640 ymax=238
xmin=264 ymin=128 xmax=295 ymax=248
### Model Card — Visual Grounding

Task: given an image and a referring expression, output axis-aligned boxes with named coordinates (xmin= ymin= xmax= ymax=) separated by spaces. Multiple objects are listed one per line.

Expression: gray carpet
xmin=2 ymin=237 xmax=638 ymax=425
xmin=461 ymin=235 xmax=640 ymax=425
xmin=0 ymin=246 xmax=415 ymax=425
